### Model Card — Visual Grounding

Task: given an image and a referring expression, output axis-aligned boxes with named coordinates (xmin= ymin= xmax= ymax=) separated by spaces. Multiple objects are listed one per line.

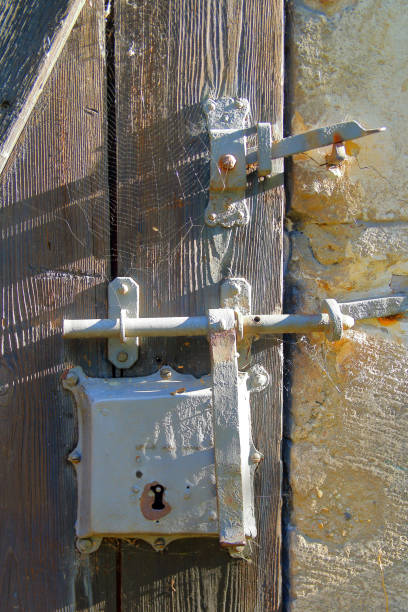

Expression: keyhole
xmin=150 ymin=484 xmax=165 ymax=510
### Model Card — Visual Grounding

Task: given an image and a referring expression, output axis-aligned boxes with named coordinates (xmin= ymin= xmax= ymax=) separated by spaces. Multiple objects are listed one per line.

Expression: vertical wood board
xmin=0 ymin=2 xmax=117 ymax=610
xmin=115 ymin=1 xmax=284 ymax=610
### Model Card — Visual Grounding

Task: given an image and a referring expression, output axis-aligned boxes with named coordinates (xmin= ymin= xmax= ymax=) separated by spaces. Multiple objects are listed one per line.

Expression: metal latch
xmin=63 ymin=279 xmax=407 ymax=555
xmin=203 ymin=97 xmax=385 ymax=227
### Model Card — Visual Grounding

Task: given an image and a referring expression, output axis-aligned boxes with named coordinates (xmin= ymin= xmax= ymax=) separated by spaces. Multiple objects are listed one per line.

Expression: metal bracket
xmin=220 ymin=277 xmax=252 ymax=368
xmin=108 ymin=277 xmax=139 ymax=369
xmin=203 ymin=97 xmax=385 ymax=227
xmin=203 ymin=97 xmax=250 ymax=228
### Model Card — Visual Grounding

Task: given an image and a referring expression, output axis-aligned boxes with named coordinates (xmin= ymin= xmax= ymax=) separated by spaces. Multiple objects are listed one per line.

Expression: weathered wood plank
xmin=115 ymin=1 xmax=284 ymax=609
xmin=0 ymin=2 xmax=118 ymax=610
xmin=0 ymin=0 xmax=89 ymax=174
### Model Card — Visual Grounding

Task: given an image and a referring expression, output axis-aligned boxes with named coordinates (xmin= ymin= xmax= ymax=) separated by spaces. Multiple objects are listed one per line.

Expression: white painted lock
xmin=63 ymin=365 xmax=265 ymax=554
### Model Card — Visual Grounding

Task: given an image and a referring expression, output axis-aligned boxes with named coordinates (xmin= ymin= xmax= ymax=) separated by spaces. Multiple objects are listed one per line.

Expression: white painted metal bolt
xmin=131 ymin=486 xmax=140 ymax=494
xmin=65 ymin=372 xmax=79 ymax=387
xmin=77 ymin=538 xmax=93 ymax=554
xmin=219 ymin=153 xmax=237 ymax=171
xmin=68 ymin=449 xmax=81 ymax=464
xmin=117 ymin=283 xmax=129 ymax=295
xmin=209 ymin=510 xmax=217 ymax=521
xmin=154 ymin=537 xmax=166 ymax=550
xmin=160 ymin=367 xmax=172 ymax=379
xmin=250 ymin=452 xmax=262 ymax=464
xmin=117 ymin=351 xmax=128 ymax=362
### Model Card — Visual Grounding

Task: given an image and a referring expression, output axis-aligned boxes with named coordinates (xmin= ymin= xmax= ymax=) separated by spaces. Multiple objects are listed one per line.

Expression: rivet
xmin=68 ymin=450 xmax=81 ymax=464
xmin=250 ymin=452 xmax=262 ymax=464
xmin=65 ymin=372 xmax=79 ymax=387
xmin=208 ymin=213 xmax=217 ymax=222
xmin=160 ymin=367 xmax=172 ymax=379
xmin=219 ymin=154 xmax=237 ymax=171
xmin=154 ymin=537 xmax=166 ymax=550
xmin=209 ymin=510 xmax=217 ymax=521
xmin=117 ymin=283 xmax=129 ymax=295
xmin=117 ymin=351 xmax=128 ymax=363
xmin=77 ymin=538 xmax=93 ymax=554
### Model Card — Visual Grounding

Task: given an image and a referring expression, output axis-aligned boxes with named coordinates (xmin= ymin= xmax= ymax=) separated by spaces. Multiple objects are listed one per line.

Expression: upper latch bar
xmin=203 ymin=97 xmax=385 ymax=227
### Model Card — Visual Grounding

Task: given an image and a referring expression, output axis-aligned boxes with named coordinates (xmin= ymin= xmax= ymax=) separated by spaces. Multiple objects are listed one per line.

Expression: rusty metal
xmin=247 ymin=120 xmax=386 ymax=166
xmin=203 ymin=97 xmax=385 ymax=226
xmin=203 ymin=97 xmax=250 ymax=227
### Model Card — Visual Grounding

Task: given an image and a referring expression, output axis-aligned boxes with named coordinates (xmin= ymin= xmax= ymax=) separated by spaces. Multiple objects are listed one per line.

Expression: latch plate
xmin=203 ymin=97 xmax=250 ymax=228
xmin=108 ymin=277 xmax=139 ymax=369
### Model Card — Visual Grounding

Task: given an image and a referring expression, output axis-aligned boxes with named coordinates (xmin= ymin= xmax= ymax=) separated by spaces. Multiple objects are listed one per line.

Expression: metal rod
xmin=63 ymin=312 xmax=354 ymax=339
xmin=246 ymin=121 xmax=386 ymax=166
xmin=63 ymin=316 xmax=209 ymax=338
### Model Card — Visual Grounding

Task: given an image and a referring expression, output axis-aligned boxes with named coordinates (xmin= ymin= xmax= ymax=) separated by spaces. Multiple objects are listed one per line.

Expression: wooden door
xmin=0 ymin=1 xmax=284 ymax=610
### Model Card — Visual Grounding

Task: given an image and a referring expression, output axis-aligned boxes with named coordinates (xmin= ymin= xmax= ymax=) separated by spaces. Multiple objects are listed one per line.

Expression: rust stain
xmin=170 ymin=387 xmax=185 ymax=395
xmin=333 ymin=131 xmax=343 ymax=144
xmin=140 ymin=481 xmax=171 ymax=520
xmin=377 ymin=313 xmax=404 ymax=326
xmin=210 ymin=330 xmax=236 ymax=361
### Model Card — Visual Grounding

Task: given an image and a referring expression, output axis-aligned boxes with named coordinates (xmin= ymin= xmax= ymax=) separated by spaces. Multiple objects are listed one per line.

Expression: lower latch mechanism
xmin=63 ymin=278 xmax=407 ymax=556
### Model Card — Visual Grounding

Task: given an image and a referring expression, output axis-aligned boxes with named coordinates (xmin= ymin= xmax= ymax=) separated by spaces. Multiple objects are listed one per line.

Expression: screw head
xmin=68 ymin=449 xmax=81 ymax=464
xmin=250 ymin=451 xmax=262 ymax=464
xmin=117 ymin=351 xmax=128 ymax=363
xmin=160 ymin=367 xmax=172 ymax=379
xmin=117 ymin=283 xmax=129 ymax=295
xmin=219 ymin=154 xmax=237 ymax=171
xmin=77 ymin=538 xmax=93 ymax=554
xmin=65 ymin=372 xmax=79 ymax=387
xmin=154 ymin=537 xmax=166 ymax=551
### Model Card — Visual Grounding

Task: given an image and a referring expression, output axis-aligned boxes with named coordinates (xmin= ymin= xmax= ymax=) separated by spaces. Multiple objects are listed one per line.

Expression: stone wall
xmin=286 ymin=1 xmax=408 ymax=609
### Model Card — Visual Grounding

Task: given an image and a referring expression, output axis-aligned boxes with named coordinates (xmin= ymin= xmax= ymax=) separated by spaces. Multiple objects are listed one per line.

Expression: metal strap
xmin=208 ymin=308 xmax=246 ymax=548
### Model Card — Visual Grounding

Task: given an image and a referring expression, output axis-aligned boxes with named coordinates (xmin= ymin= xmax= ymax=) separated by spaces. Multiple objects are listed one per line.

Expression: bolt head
xmin=250 ymin=451 xmax=262 ymax=464
xmin=209 ymin=510 xmax=217 ymax=521
xmin=154 ymin=537 xmax=166 ymax=551
xmin=117 ymin=283 xmax=129 ymax=295
xmin=77 ymin=538 xmax=93 ymax=554
xmin=219 ymin=154 xmax=237 ymax=171
xmin=208 ymin=213 xmax=217 ymax=222
xmin=117 ymin=351 xmax=128 ymax=363
xmin=65 ymin=372 xmax=79 ymax=387
xmin=68 ymin=449 xmax=81 ymax=464
xmin=160 ymin=367 xmax=172 ymax=379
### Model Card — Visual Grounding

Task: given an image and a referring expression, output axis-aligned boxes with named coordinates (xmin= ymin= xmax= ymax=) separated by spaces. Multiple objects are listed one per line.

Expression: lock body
xmin=64 ymin=366 xmax=258 ymax=552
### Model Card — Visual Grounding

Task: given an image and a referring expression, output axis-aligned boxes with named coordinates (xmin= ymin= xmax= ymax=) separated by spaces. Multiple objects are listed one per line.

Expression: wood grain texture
xmin=0 ymin=0 xmax=87 ymax=171
xmin=0 ymin=2 xmax=117 ymax=610
xmin=115 ymin=1 xmax=284 ymax=609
